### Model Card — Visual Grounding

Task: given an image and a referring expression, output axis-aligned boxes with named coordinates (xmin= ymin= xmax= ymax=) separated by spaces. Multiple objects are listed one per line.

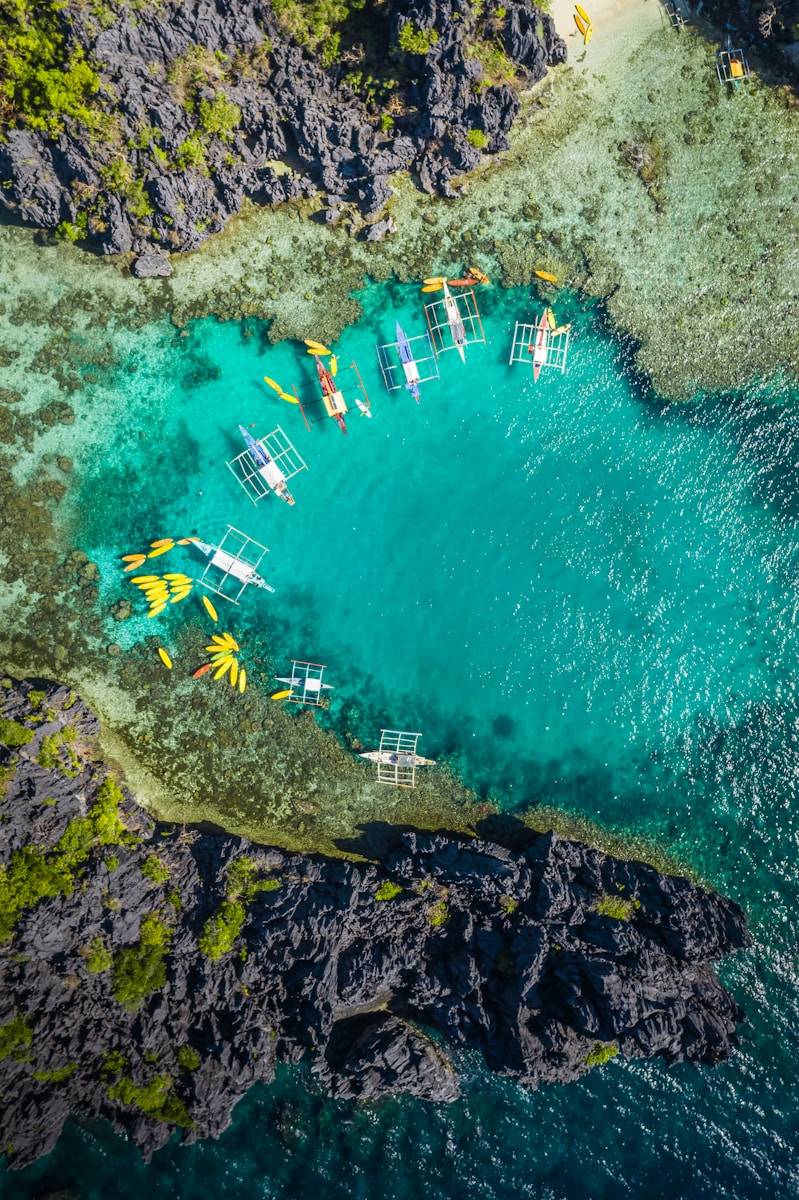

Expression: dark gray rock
xmin=0 ymin=0 xmax=567 ymax=253
xmin=131 ymin=250 xmax=173 ymax=278
xmin=0 ymin=677 xmax=749 ymax=1170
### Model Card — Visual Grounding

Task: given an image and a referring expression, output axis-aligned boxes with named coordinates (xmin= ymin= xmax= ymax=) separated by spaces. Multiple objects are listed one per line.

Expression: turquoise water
xmin=6 ymin=282 xmax=799 ymax=1196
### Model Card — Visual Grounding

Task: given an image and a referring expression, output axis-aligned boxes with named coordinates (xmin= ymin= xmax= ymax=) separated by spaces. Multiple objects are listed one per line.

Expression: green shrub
xmin=270 ymin=0 xmax=366 ymax=50
xmin=32 ymin=1062 xmax=77 ymax=1083
xmin=499 ymin=895 xmax=518 ymax=914
xmin=495 ymin=5 xmax=507 ymax=18
xmin=594 ymin=894 xmax=636 ymax=921
xmin=174 ymin=134 xmax=207 ymax=172
xmin=125 ymin=177 xmax=152 ymax=219
xmin=84 ymin=936 xmax=112 ymax=974
xmin=111 ymin=913 xmax=171 ymax=1010
xmin=468 ymin=38 xmax=516 ymax=85
xmin=56 ymin=216 xmax=89 ymax=242
xmin=106 ymin=855 xmax=119 ymax=872
xmin=0 ymin=1013 xmax=32 ymax=1062
xmin=37 ymin=725 xmax=79 ymax=775
xmin=199 ymin=898 xmax=245 ymax=960
xmin=100 ymin=157 xmax=133 ymax=191
xmin=101 ymin=1049 xmax=127 ymax=1076
xmin=427 ymin=899 xmax=450 ymax=927
xmin=197 ymin=94 xmax=241 ymax=139
xmin=141 ymin=855 xmax=170 ymax=885
xmin=0 ymin=718 xmax=32 ymax=748
xmin=0 ymin=2 xmax=101 ymax=134
xmin=26 ymin=690 xmax=46 ymax=708
xmin=466 ymin=128 xmax=489 ymax=149
xmin=108 ymin=1072 xmax=192 ymax=1127
xmin=398 ymin=21 xmax=439 ymax=54
xmin=176 ymin=1044 xmax=201 ymax=1071
xmin=585 ymin=1042 xmax=619 ymax=1068
xmin=379 ymin=112 xmax=394 ymax=133
xmin=375 ymin=881 xmax=403 ymax=902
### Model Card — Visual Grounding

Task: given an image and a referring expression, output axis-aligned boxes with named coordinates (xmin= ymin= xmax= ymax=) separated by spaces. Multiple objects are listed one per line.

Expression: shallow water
xmin=4 ymin=279 xmax=799 ymax=1196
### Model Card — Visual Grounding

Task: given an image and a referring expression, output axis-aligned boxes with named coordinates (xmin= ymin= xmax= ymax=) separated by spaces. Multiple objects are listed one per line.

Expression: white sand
xmin=550 ymin=0 xmax=663 ymax=72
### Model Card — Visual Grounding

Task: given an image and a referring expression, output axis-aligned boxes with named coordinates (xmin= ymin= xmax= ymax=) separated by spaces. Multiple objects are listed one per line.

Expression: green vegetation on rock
xmin=594 ymin=893 xmax=639 ymax=921
xmin=270 ymin=0 xmax=367 ymax=52
xmin=176 ymin=1044 xmax=201 ymax=1071
xmin=375 ymin=880 xmax=403 ymax=902
xmin=84 ymin=935 xmax=112 ymax=974
xmin=0 ymin=1013 xmax=32 ymax=1062
xmin=585 ymin=1042 xmax=619 ymax=1068
xmin=0 ymin=718 xmax=32 ymax=749
xmin=398 ymin=21 xmax=439 ymax=55
xmin=141 ymin=854 xmax=170 ymax=885
xmin=107 ymin=1072 xmax=192 ymax=1127
xmin=198 ymin=94 xmax=241 ymax=140
xmin=199 ymin=856 xmax=281 ymax=960
xmin=427 ymin=899 xmax=450 ymax=927
xmin=32 ymin=1062 xmax=77 ymax=1083
xmin=111 ymin=912 xmax=172 ymax=1010
xmin=0 ymin=772 xmax=130 ymax=941
xmin=466 ymin=128 xmax=489 ymax=149
xmin=0 ymin=0 xmax=101 ymax=134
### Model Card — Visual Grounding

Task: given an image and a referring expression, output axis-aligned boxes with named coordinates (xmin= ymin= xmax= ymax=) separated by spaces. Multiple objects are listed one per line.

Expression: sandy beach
xmin=551 ymin=0 xmax=663 ymax=71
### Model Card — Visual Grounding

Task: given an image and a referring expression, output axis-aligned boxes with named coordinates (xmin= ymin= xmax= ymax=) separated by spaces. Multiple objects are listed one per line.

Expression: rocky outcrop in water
xmin=0 ymin=0 xmax=565 ymax=267
xmin=0 ymin=677 xmax=749 ymax=1168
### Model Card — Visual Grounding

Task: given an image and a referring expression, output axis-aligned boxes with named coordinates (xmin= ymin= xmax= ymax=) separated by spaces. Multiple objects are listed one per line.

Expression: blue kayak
xmin=395 ymin=322 xmax=421 ymax=401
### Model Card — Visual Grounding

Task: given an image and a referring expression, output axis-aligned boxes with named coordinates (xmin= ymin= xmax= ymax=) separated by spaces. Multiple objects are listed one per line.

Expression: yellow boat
xmin=271 ymin=689 xmax=291 ymax=701
xmin=546 ymin=308 xmax=557 ymax=330
xmin=229 ymin=659 xmax=239 ymax=688
xmin=202 ymin=595 xmax=218 ymax=623
xmin=575 ymin=4 xmax=591 ymax=23
xmin=730 ymin=59 xmax=744 ymax=79
xmin=239 ymin=668 xmax=247 ymax=694
xmin=147 ymin=543 xmax=174 ymax=559
xmin=150 ymin=538 xmax=174 ymax=549
xmin=584 ymin=23 xmax=593 ymax=44
xmin=214 ymin=658 xmax=234 ymax=681
xmin=574 ymin=11 xmax=588 ymax=35
xmin=157 ymin=647 xmax=172 ymax=670
xmin=535 ymin=269 xmax=558 ymax=284
xmin=148 ymin=602 xmax=167 ymax=618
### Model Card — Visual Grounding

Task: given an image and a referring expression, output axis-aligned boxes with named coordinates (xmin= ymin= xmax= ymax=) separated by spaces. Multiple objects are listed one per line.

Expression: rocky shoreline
xmin=0 ymin=0 xmax=564 ymax=271
xmin=0 ymin=677 xmax=749 ymax=1168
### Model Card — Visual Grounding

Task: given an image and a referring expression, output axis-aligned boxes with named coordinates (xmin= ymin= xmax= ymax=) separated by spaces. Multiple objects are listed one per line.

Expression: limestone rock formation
xmin=0 ymin=677 xmax=749 ymax=1169
xmin=0 ymin=0 xmax=566 ymax=260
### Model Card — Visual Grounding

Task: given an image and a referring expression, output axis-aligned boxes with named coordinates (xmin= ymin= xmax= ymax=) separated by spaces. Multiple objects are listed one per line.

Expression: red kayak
xmin=315 ymin=358 xmax=347 ymax=434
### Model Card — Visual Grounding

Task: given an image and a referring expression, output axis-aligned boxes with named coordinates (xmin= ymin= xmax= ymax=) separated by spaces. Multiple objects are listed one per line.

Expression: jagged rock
xmin=131 ymin=250 xmax=173 ymax=279
xmin=0 ymin=0 xmax=567 ymax=253
xmin=0 ymin=677 xmax=749 ymax=1170
xmin=364 ymin=216 xmax=396 ymax=241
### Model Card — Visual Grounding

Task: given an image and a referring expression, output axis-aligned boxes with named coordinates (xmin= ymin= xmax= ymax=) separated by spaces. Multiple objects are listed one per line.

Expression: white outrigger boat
xmin=238 ymin=426 xmax=295 ymax=505
xmin=193 ymin=538 xmax=275 ymax=593
xmin=442 ymin=282 xmax=467 ymax=362
xmin=359 ymin=748 xmax=436 ymax=768
xmin=275 ymin=673 xmax=334 ymax=695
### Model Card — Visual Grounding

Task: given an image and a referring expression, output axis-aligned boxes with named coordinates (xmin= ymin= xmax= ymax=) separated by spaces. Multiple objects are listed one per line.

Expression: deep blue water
xmin=4 ymin=282 xmax=799 ymax=1197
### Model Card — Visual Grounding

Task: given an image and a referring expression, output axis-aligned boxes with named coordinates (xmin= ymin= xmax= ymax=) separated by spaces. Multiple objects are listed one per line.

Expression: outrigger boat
xmin=530 ymin=312 xmax=549 ymax=382
xmin=395 ymin=322 xmax=421 ymax=402
xmin=275 ymin=673 xmax=334 ymax=696
xmin=359 ymin=748 xmax=437 ymax=768
xmin=237 ymin=425 xmax=295 ymax=505
xmin=442 ymin=282 xmax=467 ymax=363
xmin=315 ymin=356 xmax=348 ymax=434
xmin=192 ymin=537 xmax=275 ymax=593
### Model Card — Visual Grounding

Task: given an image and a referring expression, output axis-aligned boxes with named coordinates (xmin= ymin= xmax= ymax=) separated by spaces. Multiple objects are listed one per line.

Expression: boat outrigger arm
xmin=193 ymin=539 xmax=275 ymax=593
xmin=395 ymin=321 xmax=421 ymax=401
xmin=238 ymin=425 xmax=295 ymax=505
xmin=443 ymin=282 xmax=467 ymax=362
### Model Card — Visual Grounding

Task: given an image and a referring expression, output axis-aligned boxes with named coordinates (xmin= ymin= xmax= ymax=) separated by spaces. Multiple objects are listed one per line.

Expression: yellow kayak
xmin=147 ymin=543 xmax=174 ymax=559
xmin=202 ymin=595 xmax=218 ymax=623
xmin=150 ymin=538 xmax=174 ymax=549
xmin=148 ymin=602 xmax=167 ymax=618
xmin=157 ymin=647 xmax=172 ymax=670
xmin=238 ymin=668 xmax=247 ymax=694
xmin=574 ymin=11 xmax=588 ymax=35
xmin=535 ymin=269 xmax=558 ymax=284
xmin=271 ymin=689 xmax=291 ymax=701
xmin=575 ymin=4 xmax=591 ymax=23
xmin=229 ymin=659 xmax=239 ymax=688
xmin=584 ymin=23 xmax=593 ymax=44
xmin=421 ymin=283 xmax=442 ymax=293
xmin=214 ymin=658 xmax=234 ymax=681
xmin=546 ymin=308 xmax=557 ymax=330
